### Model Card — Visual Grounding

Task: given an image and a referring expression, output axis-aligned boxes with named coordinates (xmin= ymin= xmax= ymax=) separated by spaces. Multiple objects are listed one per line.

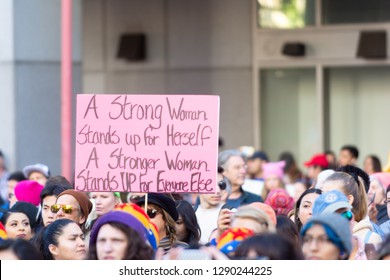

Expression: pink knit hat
xmin=262 ymin=161 xmax=286 ymax=180
xmin=372 ymin=172 xmax=390 ymax=190
xmin=14 ymin=180 xmax=44 ymax=206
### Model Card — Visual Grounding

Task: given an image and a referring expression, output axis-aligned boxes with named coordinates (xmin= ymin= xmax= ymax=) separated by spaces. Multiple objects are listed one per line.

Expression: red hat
xmin=265 ymin=189 xmax=294 ymax=216
xmin=304 ymin=153 xmax=328 ymax=168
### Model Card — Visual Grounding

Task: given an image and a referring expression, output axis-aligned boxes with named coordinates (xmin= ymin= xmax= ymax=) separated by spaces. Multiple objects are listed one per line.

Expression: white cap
xmin=23 ymin=163 xmax=50 ymax=178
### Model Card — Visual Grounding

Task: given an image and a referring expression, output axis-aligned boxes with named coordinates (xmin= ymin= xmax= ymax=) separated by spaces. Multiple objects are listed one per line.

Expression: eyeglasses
xmin=340 ymin=210 xmax=353 ymax=221
xmin=147 ymin=208 xmax=161 ymax=219
xmin=302 ymin=235 xmax=331 ymax=246
xmin=218 ymin=180 xmax=227 ymax=190
xmin=51 ymin=204 xmax=79 ymax=214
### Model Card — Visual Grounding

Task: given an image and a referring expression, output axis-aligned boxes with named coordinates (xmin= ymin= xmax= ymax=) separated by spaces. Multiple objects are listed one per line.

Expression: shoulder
xmin=242 ymin=191 xmax=263 ymax=203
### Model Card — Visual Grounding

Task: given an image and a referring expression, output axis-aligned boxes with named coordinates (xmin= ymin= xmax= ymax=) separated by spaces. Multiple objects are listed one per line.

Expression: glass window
xmin=327 ymin=66 xmax=390 ymax=167
xmin=322 ymin=0 xmax=390 ymax=24
xmin=258 ymin=0 xmax=315 ymax=29
xmin=260 ymin=68 xmax=318 ymax=169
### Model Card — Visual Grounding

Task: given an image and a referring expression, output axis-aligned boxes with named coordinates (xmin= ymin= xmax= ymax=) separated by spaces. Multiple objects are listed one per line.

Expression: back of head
xmin=7 ymin=171 xmax=26 ymax=182
xmin=0 ymin=238 xmax=42 ymax=260
xmin=233 ymin=204 xmax=276 ymax=233
xmin=44 ymin=175 xmax=72 ymax=189
xmin=336 ymin=165 xmax=370 ymax=193
xmin=265 ymin=188 xmax=294 ymax=216
xmin=235 ymin=233 xmax=304 ymax=260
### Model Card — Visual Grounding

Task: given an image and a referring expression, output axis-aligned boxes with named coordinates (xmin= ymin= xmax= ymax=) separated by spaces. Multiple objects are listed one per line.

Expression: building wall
xmin=82 ymin=0 xmax=255 ymax=150
xmin=0 ymin=0 xmax=82 ymax=176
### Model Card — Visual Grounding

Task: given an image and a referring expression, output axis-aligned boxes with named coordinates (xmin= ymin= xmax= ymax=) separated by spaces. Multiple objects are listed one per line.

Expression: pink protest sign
xmin=74 ymin=94 xmax=220 ymax=194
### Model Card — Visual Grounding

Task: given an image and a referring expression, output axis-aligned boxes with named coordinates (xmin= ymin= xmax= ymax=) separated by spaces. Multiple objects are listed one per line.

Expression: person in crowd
xmin=301 ymin=213 xmax=352 ymax=260
xmin=338 ymin=145 xmax=359 ymax=167
xmin=380 ymin=185 xmax=390 ymax=236
xmin=363 ymin=155 xmax=382 ymax=176
xmin=216 ymin=227 xmax=255 ymax=258
xmin=292 ymin=181 xmax=310 ymax=203
xmin=195 ymin=166 xmax=229 ymax=245
xmin=114 ymin=202 xmax=160 ymax=251
xmin=11 ymin=180 xmax=44 ymax=208
xmin=376 ymin=234 xmax=390 ymax=260
xmin=276 ymin=215 xmax=301 ymax=248
xmin=322 ymin=171 xmax=383 ymax=249
xmin=312 ymin=189 xmax=367 ymax=260
xmin=38 ymin=176 xmax=72 ymax=228
xmin=260 ymin=161 xmax=286 ymax=201
xmin=234 ymin=232 xmax=304 ymax=260
xmin=38 ymin=218 xmax=86 ymax=260
xmin=265 ymin=188 xmax=294 ymax=216
xmin=230 ymin=203 xmax=276 ymax=234
xmin=303 ymin=153 xmax=329 ymax=187
xmin=368 ymin=172 xmax=390 ymax=226
xmin=86 ymin=192 xmax=122 ymax=230
xmin=0 ymin=151 xmax=9 ymax=207
xmin=0 ymin=238 xmax=42 ymax=260
xmin=0 ymin=221 xmax=6 ymax=240
xmin=246 ymin=150 xmax=269 ymax=180
xmin=3 ymin=171 xmax=26 ymax=211
xmin=279 ymin=151 xmax=303 ymax=184
xmin=88 ymin=211 xmax=154 ymax=260
xmin=314 ymin=169 xmax=335 ymax=190
xmin=214 ymin=202 xmax=277 ymax=245
xmin=218 ymin=149 xmax=263 ymax=209
xmin=22 ymin=163 xmax=50 ymax=186
xmin=325 ymin=150 xmax=337 ymax=170
xmin=136 ymin=193 xmax=187 ymax=252
xmin=175 ymin=200 xmax=201 ymax=246
xmin=1 ymin=201 xmax=38 ymax=240
xmin=53 ymin=189 xmax=93 ymax=235
xmin=293 ymin=188 xmax=322 ymax=232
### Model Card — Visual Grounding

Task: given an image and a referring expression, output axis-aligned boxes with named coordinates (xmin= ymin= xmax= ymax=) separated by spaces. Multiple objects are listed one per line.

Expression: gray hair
xmin=218 ymin=149 xmax=243 ymax=169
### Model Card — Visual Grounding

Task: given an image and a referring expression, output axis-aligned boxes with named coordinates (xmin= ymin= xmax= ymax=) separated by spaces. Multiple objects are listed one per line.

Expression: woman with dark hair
xmin=234 ymin=233 xmax=304 ymax=260
xmin=175 ymin=200 xmax=201 ymax=246
xmin=363 ymin=155 xmax=382 ymax=175
xmin=0 ymin=238 xmax=42 ymax=260
xmin=279 ymin=151 xmax=303 ymax=184
xmin=276 ymin=215 xmax=301 ymax=247
xmin=88 ymin=211 xmax=154 ymax=260
xmin=293 ymin=188 xmax=322 ymax=232
xmin=38 ymin=218 xmax=87 ymax=260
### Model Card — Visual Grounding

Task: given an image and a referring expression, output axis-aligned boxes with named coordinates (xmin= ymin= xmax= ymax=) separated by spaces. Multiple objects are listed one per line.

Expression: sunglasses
xmin=340 ymin=210 xmax=353 ymax=221
xmin=218 ymin=180 xmax=227 ymax=190
xmin=51 ymin=204 xmax=78 ymax=214
xmin=147 ymin=208 xmax=160 ymax=219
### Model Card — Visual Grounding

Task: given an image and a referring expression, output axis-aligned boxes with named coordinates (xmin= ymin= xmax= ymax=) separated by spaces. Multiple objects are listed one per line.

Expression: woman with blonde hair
xmin=322 ymin=168 xmax=382 ymax=249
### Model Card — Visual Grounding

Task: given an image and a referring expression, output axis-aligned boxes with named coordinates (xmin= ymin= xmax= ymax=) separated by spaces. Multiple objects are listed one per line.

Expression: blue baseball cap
xmin=312 ymin=190 xmax=352 ymax=215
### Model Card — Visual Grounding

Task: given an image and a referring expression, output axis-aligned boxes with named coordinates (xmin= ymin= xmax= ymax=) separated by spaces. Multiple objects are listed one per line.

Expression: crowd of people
xmin=0 ymin=145 xmax=390 ymax=260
